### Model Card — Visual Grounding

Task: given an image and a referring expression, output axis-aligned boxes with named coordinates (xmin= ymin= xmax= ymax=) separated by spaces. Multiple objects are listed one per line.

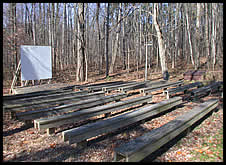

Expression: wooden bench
xmin=103 ymin=80 xmax=167 ymax=94
xmin=163 ymin=82 xmax=203 ymax=99
xmin=16 ymin=93 xmax=127 ymax=124
xmin=35 ymin=95 xmax=152 ymax=135
xmin=190 ymin=81 xmax=223 ymax=99
xmin=114 ymin=99 xmax=218 ymax=162
xmin=3 ymin=86 xmax=76 ymax=103
xmin=118 ymin=81 xmax=151 ymax=93
xmin=87 ymin=81 xmax=128 ymax=92
xmin=3 ymin=91 xmax=105 ymax=114
xmin=140 ymin=80 xmax=183 ymax=96
xmin=102 ymin=81 xmax=138 ymax=93
xmin=62 ymin=96 xmax=182 ymax=148
xmin=4 ymin=90 xmax=89 ymax=105
xmin=74 ymin=81 xmax=124 ymax=91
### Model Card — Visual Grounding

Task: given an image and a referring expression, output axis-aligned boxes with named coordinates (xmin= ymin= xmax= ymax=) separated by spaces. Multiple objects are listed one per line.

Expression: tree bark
xmin=184 ymin=4 xmax=195 ymax=66
xmin=204 ymin=3 xmax=210 ymax=70
xmin=76 ymin=3 xmax=85 ymax=82
xmin=109 ymin=3 xmax=121 ymax=74
xmin=195 ymin=3 xmax=201 ymax=69
xmin=211 ymin=3 xmax=217 ymax=71
xmin=105 ymin=3 xmax=110 ymax=78
xmin=153 ymin=3 xmax=168 ymax=74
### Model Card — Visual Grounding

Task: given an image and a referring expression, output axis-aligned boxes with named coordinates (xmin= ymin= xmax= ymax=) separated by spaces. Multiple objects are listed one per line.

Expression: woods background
xmin=3 ymin=3 xmax=223 ymax=88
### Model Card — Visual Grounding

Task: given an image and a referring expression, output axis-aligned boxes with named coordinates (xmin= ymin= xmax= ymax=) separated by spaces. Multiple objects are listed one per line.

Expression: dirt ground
xmin=3 ymin=69 xmax=223 ymax=162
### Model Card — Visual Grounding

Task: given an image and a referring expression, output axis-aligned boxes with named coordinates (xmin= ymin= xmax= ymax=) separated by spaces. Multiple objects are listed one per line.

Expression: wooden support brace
xmin=164 ymin=91 xmax=169 ymax=99
xmin=34 ymin=120 xmax=38 ymax=129
xmin=105 ymin=112 xmax=111 ymax=118
xmin=11 ymin=111 xmax=16 ymax=119
xmin=25 ymin=120 xmax=32 ymax=125
xmin=47 ymin=127 xmax=56 ymax=135
xmin=162 ymin=88 xmax=167 ymax=95
xmin=184 ymin=89 xmax=188 ymax=94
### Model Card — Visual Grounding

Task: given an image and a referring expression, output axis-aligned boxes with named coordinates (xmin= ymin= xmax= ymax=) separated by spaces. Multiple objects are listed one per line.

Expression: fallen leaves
xmin=28 ymin=131 xmax=35 ymax=134
xmin=50 ymin=143 xmax=56 ymax=148
xmin=176 ymin=151 xmax=182 ymax=155
xmin=22 ymin=140 xmax=29 ymax=144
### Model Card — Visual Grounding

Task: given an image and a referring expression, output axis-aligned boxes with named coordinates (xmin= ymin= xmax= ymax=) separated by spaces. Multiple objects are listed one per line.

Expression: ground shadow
xmin=3 ymin=123 xmax=32 ymax=137
xmin=6 ymin=144 xmax=78 ymax=162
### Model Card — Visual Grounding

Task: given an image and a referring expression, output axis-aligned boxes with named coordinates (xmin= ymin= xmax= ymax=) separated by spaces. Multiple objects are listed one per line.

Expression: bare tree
xmin=211 ymin=3 xmax=217 ymax=70
xmin=204 ymin=3 xmax=210 ymax=69
xmin=184 ymin=4 xmax=195 ymax=66
xmin=76 ymin=3 xmax=85 ymax=81
xmin=109 ymin=3 xmax=121 ymax=74
xmin=153 ymin=3 xmax=168 ymax=74
xmin=105 ymin=3 xmax=110 ymax=78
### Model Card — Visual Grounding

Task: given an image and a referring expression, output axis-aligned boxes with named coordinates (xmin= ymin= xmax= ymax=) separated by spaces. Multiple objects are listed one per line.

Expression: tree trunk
xmin=153 ymin=3 xmax=168 ymax=74
xmin=95 ymin=3 xmax=102 ymax=74
xmin=204 ymin=3 xmax=210 ymax=70
xmin=61 ymin=3 xmax=66 ymax=71
xmin=211 ymin=3 xmax=217 ymax=71
xmin=109 ymin=3 xmax=121 ymax=74
xmin=85 ymin=4 xmax=89 ymax=81
xmin=195 ymin=3 xmax=201 ymax=69
xmin=139 ymin=6 xmax=142 ymax=65
xmin=76 ymin=3 xmax=85 ymax=82
xmin=174 ymin=3 xmax=180 ymax=68
xmin=32 ymin=3 xmax=36 ymax=45
xmin=184 ymin=4 xmax=195 ymax=66
xmin=105 ymin=3 xmax=110 ymax=78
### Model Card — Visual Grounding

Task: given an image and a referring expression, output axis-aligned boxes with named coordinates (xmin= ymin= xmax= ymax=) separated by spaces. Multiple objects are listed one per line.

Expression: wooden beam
xmin=35 ymin=95 xmax=152 ymax=132
xmin=119 ymin=81 xmax=151 ymax=93
xmin=4 ymin=90 xmax=89 ymax=105
xmin=140 ymin=80 xmax=183 ymax=95
xmin=102 ymin=81 xmax=137 ymax=93
xmin=4 ymin=86 xmax=75 ymax=102
xmin=62 ymin=97 xmax=182 ymax=145
xmin=16 ymin=93 xmax=127 ymax=121
xmin=164 ymin=82 xmax=203 ymax=99
xmin=4 ymin=91 xmax=105 ymax=112
xmin=114 ymin=99 xmax=218 ymax=162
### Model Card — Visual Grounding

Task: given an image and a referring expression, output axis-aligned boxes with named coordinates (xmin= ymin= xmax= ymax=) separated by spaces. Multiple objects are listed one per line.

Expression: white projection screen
xmin=21 ymin=45 xmax=52 ymax=81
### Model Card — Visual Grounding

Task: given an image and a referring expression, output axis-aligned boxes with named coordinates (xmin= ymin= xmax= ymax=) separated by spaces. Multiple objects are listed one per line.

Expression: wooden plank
xmin=4 ymin=87 xmax=74 ymax=102
xmin=4 ymin=90 xmax=89 ymax=105
xmin=191 ymin=81 xmax=223 ymax=97
xmin=164 ymin=82 xmax=202 ymax=99
xmin=167 ymin=82 xmax=202 ymax=93
xmin=14 ymin=83 xmax=78 ymax=95
xmin=114 ymin=99 xmax=218 ymax=162
xmin=87 ymin=81 xmax=128 ymax=92
xmin=140 ymin=80 xmax=183 ymax=94
xmin=16 ymin=93 xmax=127 ymax=121
xmin=4 ymin=91 xmax=105 ymax=112
xmin=119 ymin=81 xmax=151 ymax=93
xmin=63 ymin=97 xmax=182 ymax=144
xmin=145 ymin=80 xmax=168 ymax=87
xmin=102 ymin=81 xmax=138 ymax=93
xmin=36 ymin=95 xmax=153 ymax=131
xmin=103 ymin=80 xmax=168 ymax=93
xmin=74 ymin=81 xmax=124 ymax=90
xmin=10 ymin=60 xmax=21 ymax=94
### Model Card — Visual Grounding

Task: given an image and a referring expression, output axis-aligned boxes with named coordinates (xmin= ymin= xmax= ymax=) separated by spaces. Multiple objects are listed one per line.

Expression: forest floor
xmin=2 ymin=65 xmax=223 ymax=162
